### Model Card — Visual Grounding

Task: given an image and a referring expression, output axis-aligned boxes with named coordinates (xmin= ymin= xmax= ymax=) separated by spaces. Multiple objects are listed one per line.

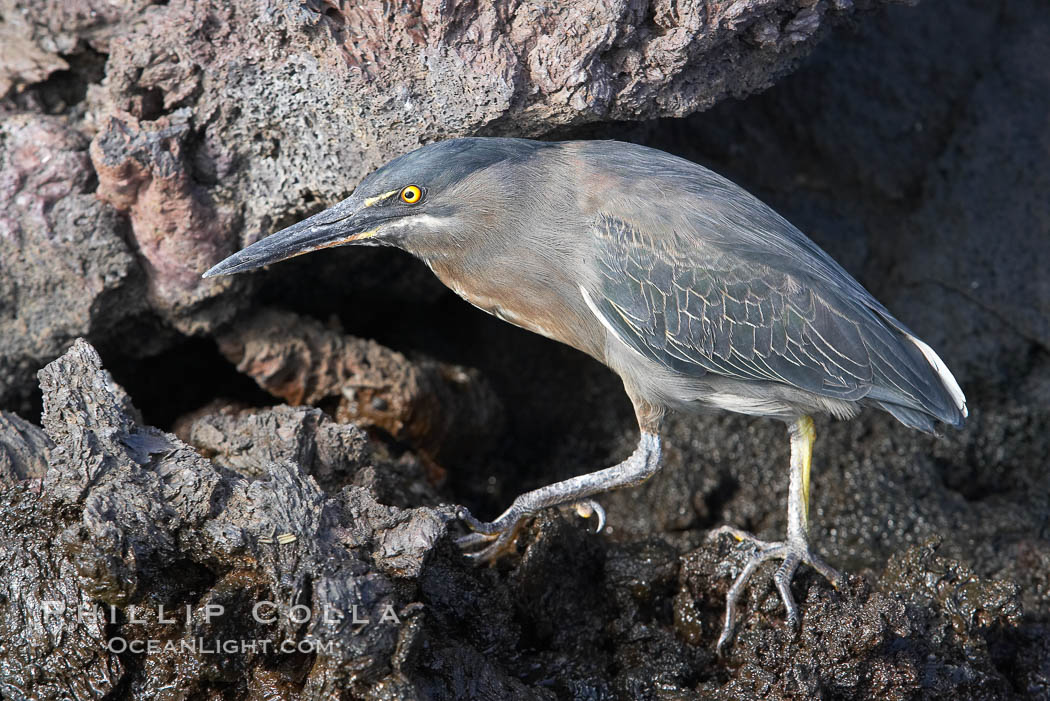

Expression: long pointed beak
xmin=202 ymin=196 xmax=384 ymax=278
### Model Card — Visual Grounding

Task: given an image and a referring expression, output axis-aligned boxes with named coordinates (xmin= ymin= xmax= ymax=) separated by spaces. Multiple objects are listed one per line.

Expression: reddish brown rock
xmin=84 ymin=0 xmax=890 ymax=334
xmin=216 ymin=308 xmax=503 ymax=464
xmin=90 ymin=109 xmax=240 ymax=332
xmin=0 ymin=113 xmax=146 ymax=408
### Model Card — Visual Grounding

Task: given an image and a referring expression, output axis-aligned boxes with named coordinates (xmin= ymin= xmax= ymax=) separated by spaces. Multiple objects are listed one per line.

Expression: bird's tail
xmin=864 ymin=318 xmax=967 ymax=433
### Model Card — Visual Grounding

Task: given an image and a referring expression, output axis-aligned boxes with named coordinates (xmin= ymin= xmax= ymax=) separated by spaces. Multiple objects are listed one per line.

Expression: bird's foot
xmin=707 ymin=525 xmax=843 ymax=654
xmin=455 ymin=499 xmax=606 ymax=563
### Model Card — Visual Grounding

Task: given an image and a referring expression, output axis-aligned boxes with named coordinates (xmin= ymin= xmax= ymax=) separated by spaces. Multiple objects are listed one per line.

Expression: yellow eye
xmin=400 ymin=185 xmax=422 ymax=204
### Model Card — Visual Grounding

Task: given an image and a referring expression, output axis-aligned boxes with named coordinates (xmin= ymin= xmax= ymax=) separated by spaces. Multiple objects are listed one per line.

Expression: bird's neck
xmin=419 ymin=242 xmax=605 ymax=362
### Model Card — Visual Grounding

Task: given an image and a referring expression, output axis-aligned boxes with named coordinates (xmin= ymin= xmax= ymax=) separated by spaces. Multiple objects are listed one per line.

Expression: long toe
xmin=455 ymin=531 xmax=498 ymax=550
xmin=710 ymin=528 xmax=840 ymax=651
xmin=454 ymin=506 xmax=530 ymax=562
xmin=772 ymin=552 xmax=802 ymax=631
xmin=456 ymin=506 xmax=505 ymax=536
xmin=469 ymin=530 xmax=520 ymax=563
xmin=805 ymin=551 xmax=844 ymax=590
xmin=458 ymin=524 xmax=523 ymax=563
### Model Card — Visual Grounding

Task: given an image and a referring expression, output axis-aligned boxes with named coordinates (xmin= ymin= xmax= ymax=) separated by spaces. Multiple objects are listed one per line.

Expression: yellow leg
xmin=791 ymin=416 xmax=816 ymax=535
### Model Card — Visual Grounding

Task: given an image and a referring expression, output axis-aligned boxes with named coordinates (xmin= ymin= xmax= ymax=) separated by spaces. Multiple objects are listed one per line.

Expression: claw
xmin=707 ymin=524 xmax=751 ymax=543
xmin=456 ymin=505 xmax=499 ymax=535
xmin=454 ymin=499 xmax=610 ymax=563
xmin=710 ymin=527 xmax=841 ymax=655
xmin=573 ymin=499 xmax=606 ymax=533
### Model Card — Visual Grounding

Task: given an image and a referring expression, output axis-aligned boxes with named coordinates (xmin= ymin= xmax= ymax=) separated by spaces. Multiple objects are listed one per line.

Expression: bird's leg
xmin=708 ymin=416 xmax=843 ymax=653
xmin=456 ymin=431 xmax=662 ymax=562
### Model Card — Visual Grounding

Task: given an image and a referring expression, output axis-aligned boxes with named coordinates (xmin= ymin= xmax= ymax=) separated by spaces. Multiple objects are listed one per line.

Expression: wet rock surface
xmin=0 ymin=0 xmax=1048 ymax=698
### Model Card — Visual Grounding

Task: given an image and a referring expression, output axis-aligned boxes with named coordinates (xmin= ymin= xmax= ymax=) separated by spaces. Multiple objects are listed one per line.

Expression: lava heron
xmin=204 ymin=138 xmax=967 ymax=650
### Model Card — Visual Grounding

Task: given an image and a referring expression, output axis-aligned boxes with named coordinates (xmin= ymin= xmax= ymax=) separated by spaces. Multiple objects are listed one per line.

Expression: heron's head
xmin=202 ymin=137 xmax=551 ymax=278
